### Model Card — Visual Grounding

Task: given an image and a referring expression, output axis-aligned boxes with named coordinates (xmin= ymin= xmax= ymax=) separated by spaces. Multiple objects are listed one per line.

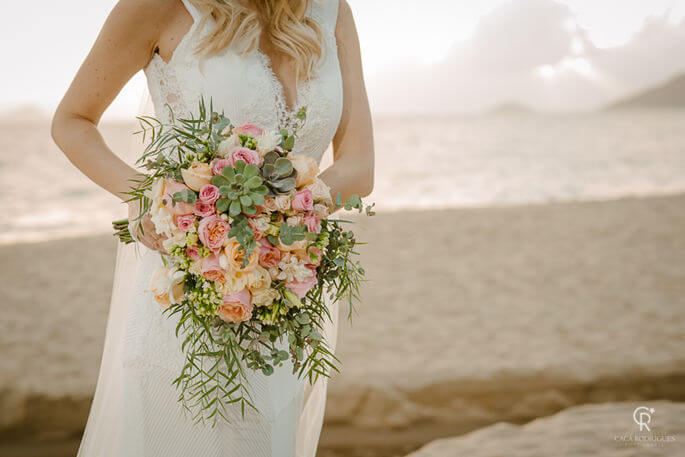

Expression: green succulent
xmin=261 ymin=151 xmax=297 ymax=195
xmin=211 ymin=160 xmax=268 ymax=216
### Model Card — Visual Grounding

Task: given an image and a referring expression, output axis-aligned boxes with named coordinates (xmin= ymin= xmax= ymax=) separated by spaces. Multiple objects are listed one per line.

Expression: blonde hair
xmin=188 ymin=0 xmax=324 ymax=81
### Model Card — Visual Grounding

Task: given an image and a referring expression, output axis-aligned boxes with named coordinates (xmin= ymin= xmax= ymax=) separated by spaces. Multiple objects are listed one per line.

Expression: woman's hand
xmin=128 ymin=202 xmax=168 ymax=253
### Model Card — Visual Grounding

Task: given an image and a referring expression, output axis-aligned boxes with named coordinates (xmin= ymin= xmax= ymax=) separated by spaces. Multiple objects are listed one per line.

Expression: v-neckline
xmin=255 ymin=48 xmax=303 ymax=116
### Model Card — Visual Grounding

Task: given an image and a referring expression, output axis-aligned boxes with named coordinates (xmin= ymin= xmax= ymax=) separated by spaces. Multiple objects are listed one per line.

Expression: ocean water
xmin=1 ymin=110 xmax=684 ymax=244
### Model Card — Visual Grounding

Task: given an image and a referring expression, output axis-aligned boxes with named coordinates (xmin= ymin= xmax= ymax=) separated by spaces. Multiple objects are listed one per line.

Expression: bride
xmin=51 ymin=0 xmax=374 ymax=455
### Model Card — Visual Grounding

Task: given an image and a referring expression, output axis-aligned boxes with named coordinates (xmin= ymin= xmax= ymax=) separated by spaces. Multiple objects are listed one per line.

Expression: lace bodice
xmin=144 ymin=0 xmax=342 ymax=163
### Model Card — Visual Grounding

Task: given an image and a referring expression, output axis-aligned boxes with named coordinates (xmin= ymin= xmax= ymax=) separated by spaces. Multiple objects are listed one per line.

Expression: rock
xmin=405 ymin=401 xmax=684 ymax=457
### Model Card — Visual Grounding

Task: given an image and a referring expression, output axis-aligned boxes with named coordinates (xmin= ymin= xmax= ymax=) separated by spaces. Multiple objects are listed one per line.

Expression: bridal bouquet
xmin=115 ymin=100 xmax=373 ymax=423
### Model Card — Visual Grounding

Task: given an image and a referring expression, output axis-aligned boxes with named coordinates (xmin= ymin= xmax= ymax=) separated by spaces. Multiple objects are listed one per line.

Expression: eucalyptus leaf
xmin=173 ymin=189 xmax=197 ymax=204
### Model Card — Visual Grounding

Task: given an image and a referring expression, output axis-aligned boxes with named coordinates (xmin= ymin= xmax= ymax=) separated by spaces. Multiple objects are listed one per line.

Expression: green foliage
xmin=260 ymin=151 xmax=297 ymax=195
xmin=173 ymin=189 xmax=197 ymax=204
xmin=211 ymin=160 xmax=268 ymax=217
xmin=279 ymin=222 xmax=307 ymax=245
xmin=113 ymin=97 xmax=373 ymax=426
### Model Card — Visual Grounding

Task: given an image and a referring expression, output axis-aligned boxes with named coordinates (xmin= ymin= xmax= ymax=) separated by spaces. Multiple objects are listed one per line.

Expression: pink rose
xmin=186 ymin=245 xmax=200 ymax=261
xmin=194 ymin=201 xmax=216 ymax=218
xmin=291 ymin=189 xmax=314 ymax=212
xmin=285 ymin=270 xmax=317 ymax=299
xmin=210 ymin=158 xmax=233 ymax=176
xmin=163 ymin=180 xmax=194 ymax=215
xmin=218 ymin=289 xmax=253 ymax=323
xmin=303 ymin=212 xmax=320 ymax=233
xmin=175 ymin=214 xmax=196 ymax=232
xmin=227 ymin=146 xmax=261 ymax=167
xmin=257 ymin=238 xmax=281 ymax=269
xmin=199 ymin=184 xmax=220 ymax=204
xmin=201 ymin=253 xmax=225 ymax=282
xmin=198 ymin=215 xmax=230 ymax=252
xmin=234 ymin=123 xmax=263 ymax=138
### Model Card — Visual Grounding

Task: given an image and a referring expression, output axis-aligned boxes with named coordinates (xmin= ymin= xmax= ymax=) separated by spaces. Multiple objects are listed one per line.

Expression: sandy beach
xmin=1 ymin=194 xmax=684 ymax=456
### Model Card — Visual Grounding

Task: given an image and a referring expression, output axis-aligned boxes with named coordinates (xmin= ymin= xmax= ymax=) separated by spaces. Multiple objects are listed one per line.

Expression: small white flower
xmin=257 ymin=130 xmax=282 ymax=154
xmin=277 ymin=255 xmax=312 ymax=283
xmin=149 ymin=206 xmax=176 ymax=237
xmin=162 ymin=231 xmax=186 ymax=252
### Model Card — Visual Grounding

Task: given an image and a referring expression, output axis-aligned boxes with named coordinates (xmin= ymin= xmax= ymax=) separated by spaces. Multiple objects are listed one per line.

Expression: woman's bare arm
xmin=51 ymin=0 xmax=182 ymax=250
xmin=319 ymin=0 xmax=375 ymax=203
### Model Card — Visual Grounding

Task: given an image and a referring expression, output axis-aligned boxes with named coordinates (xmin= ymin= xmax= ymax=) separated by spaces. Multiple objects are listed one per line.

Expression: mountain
xmin=606 ymin=73 xmax=685 ymax=110
xmin=0 ymin=105 xmax=51 ymax=124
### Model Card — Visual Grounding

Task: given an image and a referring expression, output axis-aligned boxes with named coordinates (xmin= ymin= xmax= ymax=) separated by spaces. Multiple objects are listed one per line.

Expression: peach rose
xmin=234 ymin=123 xmax=263 ymax=138
xmin=290 ymin=155 xmax=319 ymax=187
xmin=181 ymin=162 xmax=212 ymax=191
xmin=163 ymin=180 xmax=194 ymax=215
xmin=263 ymin=197 xmax=277 ymax=212
xmin=257 ymin=238 xmax=282 ymax=268
xmin=201 ymin=253 xmax=225 ymax=282
xmin=218 ymin=288 xmax=253 ymax=323
xmin=223 ymin=238 xmax=260 ymax=271
xmin=149 ymin=267 xmax=185 ymax=308
xmin=291 ymin=189 xmax=314 ymax=211
xmin=198 ymin=215 xmax=230 ymax=252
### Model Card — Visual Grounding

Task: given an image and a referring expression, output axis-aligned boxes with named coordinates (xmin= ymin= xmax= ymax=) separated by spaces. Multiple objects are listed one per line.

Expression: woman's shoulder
xmin=110 ymin=0 xmax=184 ymax=30
xmin=310 ymin=0 xmax=342 ymax=27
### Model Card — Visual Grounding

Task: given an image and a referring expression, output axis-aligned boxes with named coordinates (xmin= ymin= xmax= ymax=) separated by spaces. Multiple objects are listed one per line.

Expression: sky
xmin=0 ymin=0 xmax=684 ymax=118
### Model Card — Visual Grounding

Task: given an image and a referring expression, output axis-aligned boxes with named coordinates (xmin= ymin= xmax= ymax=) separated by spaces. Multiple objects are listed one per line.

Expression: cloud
xmin=367 ymin=0 xmax=685 ymax=114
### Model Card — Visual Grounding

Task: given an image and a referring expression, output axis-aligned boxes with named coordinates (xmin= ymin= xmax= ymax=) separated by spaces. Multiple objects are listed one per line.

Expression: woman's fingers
xmin=137 ymin=213 xmax=168 ymax=254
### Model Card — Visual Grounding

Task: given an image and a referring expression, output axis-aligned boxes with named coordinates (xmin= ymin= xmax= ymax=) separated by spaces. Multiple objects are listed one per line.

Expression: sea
xmin=1 ymin=109 xmax=684 ymax=244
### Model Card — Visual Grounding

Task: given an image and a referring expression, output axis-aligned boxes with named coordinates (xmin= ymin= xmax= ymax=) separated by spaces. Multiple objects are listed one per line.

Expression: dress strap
xmin=180 ymin=0 xmax=203 ymax=23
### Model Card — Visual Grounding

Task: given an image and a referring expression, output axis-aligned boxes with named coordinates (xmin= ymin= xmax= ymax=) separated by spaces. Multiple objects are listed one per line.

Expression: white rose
xmin=312 ymin=203 xmax=330 ymax=219
xmin=162 ymin=231 xmax=186 ymax=252
xmin=253 ymin=214 xmax=271 ymax=234
xmin=257 ymin=130 xmax=282 ymax=154
xmin=217 ymin=134 xmax=240 ymax=157
xmin=247 ymin=265 xmax=271 ymax=291
xmin=251 ymin=288 xmax=279 ymax=308
xmin=274 ymin=195 xmax=291 ymax=212
xmin=305 ymin=177 xmax=333 ymax=206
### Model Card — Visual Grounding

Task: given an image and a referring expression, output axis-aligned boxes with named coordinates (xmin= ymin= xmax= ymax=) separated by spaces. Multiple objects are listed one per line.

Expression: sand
xmin=1 ymin=194 xmax=684 ymax=456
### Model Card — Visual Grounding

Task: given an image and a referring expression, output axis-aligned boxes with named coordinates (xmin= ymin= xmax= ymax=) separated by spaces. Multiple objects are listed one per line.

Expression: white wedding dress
xmin=77 ymin=1 xmax=343 ymax=456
